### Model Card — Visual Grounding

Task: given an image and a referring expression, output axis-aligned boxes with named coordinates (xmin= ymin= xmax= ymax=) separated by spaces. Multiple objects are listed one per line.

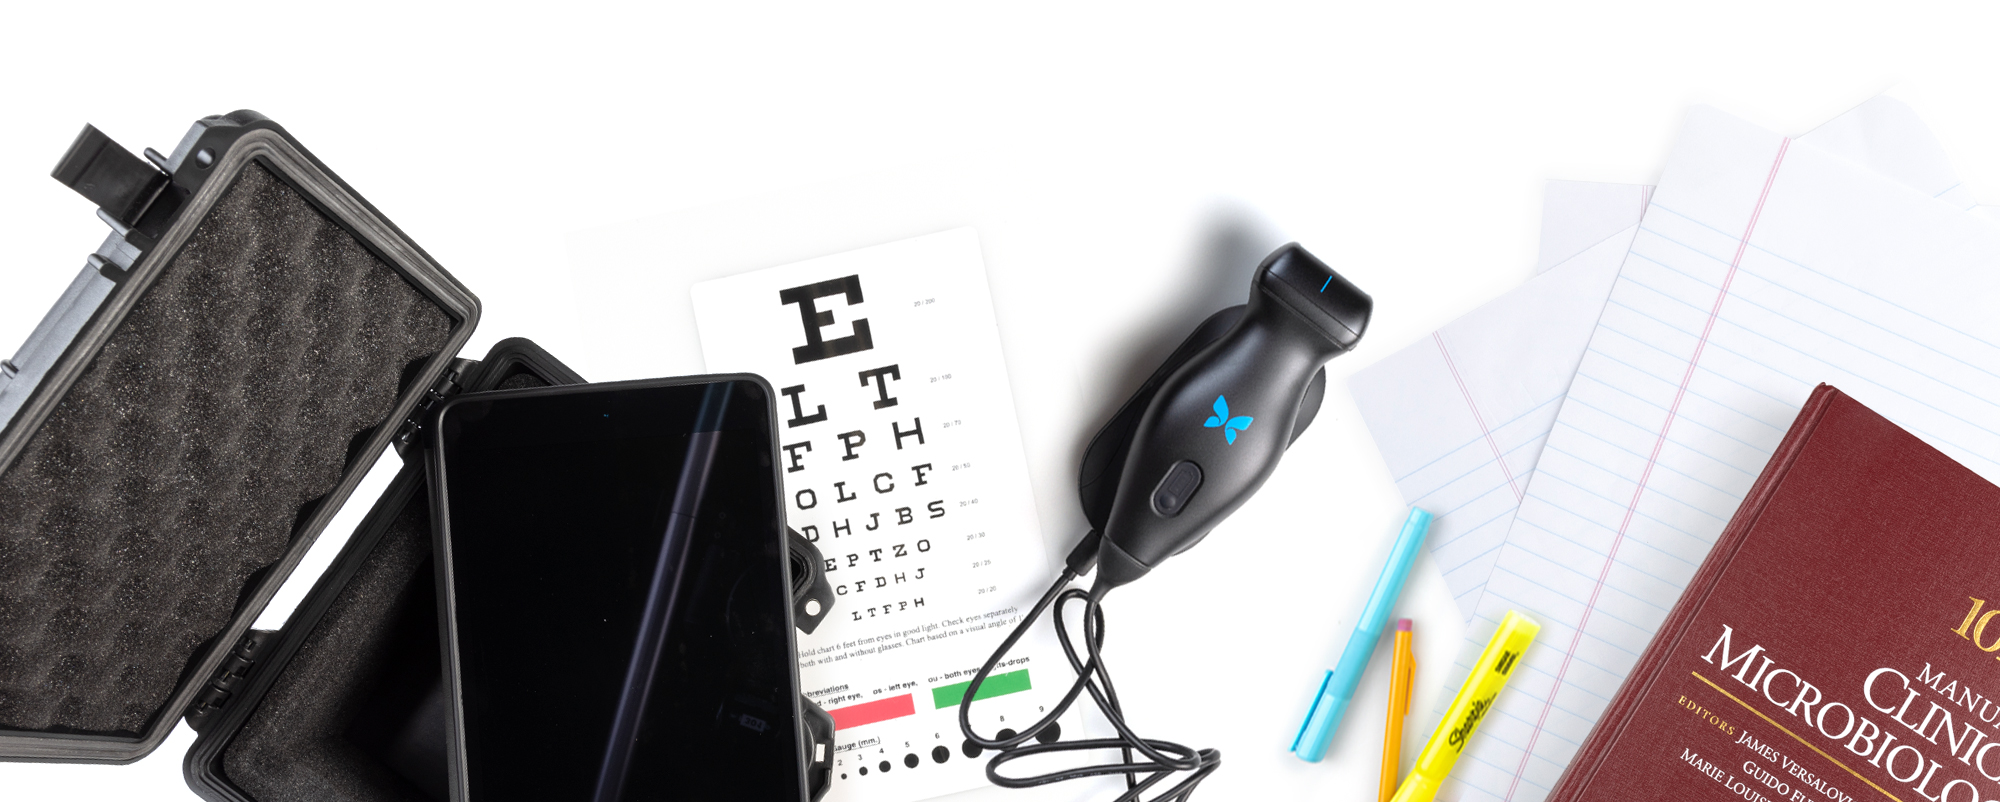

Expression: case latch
xmin=393 ymin=358 xmax=476 ymax=458
xmin=51 ymin=125 xmax=172 ymax=229
xmin=183 ymin=629 xmax=277 ymax=732
xmin=787 ymin=528 xmax=835 ymax=635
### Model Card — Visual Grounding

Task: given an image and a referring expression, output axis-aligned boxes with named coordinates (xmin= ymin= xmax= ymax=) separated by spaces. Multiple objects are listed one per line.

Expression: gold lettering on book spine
xmin=1952 ymin=597 xmax=1983 ymax=640
xmin=1947 ymin=596 xmax=2000 ymax=660
xmin=1975 ymin=613 xmax=2000 ymax=652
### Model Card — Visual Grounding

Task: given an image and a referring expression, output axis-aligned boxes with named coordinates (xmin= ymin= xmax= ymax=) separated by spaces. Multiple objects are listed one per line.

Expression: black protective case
xmin=0 ymin=112 xmax=833 ymax=801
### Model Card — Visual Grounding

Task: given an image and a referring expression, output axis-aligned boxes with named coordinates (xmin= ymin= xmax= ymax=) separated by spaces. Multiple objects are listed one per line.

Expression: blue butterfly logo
xmin=1203 ymin=395 xmax=1254 ymax=444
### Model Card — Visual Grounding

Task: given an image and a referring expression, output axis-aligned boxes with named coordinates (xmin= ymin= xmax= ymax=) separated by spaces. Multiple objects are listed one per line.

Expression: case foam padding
xmin=0 ymin=162 xmax=453 ymax=735
xmin=223 ymin=495 xmax=435 ymax=802
xmin=222 ymin=371 xmax=554 ymax=802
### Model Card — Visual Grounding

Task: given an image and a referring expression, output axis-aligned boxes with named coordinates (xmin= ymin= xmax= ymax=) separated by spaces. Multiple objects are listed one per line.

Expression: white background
xmin=2 ymin=3 xmax=1999 ymax=800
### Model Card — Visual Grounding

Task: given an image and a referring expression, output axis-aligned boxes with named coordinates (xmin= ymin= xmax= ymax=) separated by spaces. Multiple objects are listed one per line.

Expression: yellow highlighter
xmin=1389 ymin=610 xmax=1540 ymax=802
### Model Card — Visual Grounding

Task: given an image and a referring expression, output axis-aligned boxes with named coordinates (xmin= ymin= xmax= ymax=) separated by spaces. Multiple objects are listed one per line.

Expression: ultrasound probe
xmin=959 ymin=243 xmax=1372 ymax=801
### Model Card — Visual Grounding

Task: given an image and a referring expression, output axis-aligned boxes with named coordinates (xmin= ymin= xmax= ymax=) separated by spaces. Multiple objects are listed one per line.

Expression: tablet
xmin=430 ymin=376 xmax=804 ymax=802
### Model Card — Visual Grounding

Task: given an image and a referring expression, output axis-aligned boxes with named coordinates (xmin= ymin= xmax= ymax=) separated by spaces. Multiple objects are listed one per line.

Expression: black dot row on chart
xmin=837 ymin=723 xmax=1061 ymax=780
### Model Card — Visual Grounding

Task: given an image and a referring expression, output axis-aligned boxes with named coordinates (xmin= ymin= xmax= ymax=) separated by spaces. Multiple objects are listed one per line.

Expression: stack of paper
xmin=1347 ymin=95 xmax=2000 ymax=800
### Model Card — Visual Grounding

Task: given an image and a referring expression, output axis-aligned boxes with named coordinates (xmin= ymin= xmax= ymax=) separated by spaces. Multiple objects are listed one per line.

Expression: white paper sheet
xmin=1531 ymin=96 xmax=1974 ymax=278
xmin=690 ymin=229 xmax=1074 ymax=802
xmin=1535 ymin=182 xmax=1653 ymax=274
xmin=1350 ymin=228 xmax=1631 ymax=619
xmin=1442 ymin=106 xmax=2000 ymax=802
xmin=1349 ymin=95 xmax=1977 ymax=625
xmin=1800 ymin=92 xmax=1980 ymax=211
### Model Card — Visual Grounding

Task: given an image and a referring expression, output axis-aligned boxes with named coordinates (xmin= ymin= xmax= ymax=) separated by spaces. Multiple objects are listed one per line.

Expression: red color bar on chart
xmin=827 ymin=693 xmax=915 ymax=730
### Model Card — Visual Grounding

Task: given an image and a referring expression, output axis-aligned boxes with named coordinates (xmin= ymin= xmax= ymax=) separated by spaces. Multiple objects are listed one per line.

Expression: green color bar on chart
xmin=932 ymin=669 xmax=1032 ymax=709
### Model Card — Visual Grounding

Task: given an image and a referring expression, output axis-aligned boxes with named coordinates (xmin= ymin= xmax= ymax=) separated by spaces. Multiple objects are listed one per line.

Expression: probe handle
xmin=1094 ymin=244 xmax=1370 ymax=591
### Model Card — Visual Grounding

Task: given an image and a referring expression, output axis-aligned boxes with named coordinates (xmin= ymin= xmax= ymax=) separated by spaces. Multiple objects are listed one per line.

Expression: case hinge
xmin=393 ymin=358 xmax=476 ymax=458
xmin=183 ymin=629 xmax=277 ymax=732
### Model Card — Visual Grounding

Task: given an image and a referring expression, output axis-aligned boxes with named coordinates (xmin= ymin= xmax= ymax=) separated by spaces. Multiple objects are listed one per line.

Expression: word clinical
xmin=1698 ymin=624 xmax=2000 ymax=802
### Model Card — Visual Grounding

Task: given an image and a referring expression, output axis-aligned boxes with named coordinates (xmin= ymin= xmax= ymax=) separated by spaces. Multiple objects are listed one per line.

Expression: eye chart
xmin=692 ymin=228 xmax=1074 ymax=802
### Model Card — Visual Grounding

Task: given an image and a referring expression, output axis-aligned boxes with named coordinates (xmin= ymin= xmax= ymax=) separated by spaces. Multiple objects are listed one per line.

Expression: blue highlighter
xmin=1291 ymin=507 xmax=1433 ymax=762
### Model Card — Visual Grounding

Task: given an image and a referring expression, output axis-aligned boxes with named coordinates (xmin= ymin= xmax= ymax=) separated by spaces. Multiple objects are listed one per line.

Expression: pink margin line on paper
xmin=1435 ymin=332 xmax=1523 ymax=502
xmin=1501 ymin=137 xmax=1791 ymax=801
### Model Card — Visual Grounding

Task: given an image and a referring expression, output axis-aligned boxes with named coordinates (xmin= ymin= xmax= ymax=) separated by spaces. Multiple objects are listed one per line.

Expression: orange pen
xmin=1379 ymin=619 xmax=1415 ymax=802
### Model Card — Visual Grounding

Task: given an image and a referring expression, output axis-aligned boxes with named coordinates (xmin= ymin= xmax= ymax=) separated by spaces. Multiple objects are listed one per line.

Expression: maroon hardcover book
xmin=1549 ymin=385 xmax=2000 ymax=802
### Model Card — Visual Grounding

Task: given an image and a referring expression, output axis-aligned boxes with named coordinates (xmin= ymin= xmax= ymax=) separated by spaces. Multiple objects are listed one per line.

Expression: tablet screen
xmin=435 ymin=378 xmax=801 ymax=802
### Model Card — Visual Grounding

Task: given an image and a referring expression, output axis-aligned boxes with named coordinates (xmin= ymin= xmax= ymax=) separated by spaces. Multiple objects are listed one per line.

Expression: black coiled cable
xmin=957 ymin=532 xmax=1221 ymax=802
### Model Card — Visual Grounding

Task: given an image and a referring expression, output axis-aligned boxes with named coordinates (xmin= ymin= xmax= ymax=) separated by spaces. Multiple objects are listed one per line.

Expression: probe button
xmin=1150 ymin=461 xmax=1203 ymax=516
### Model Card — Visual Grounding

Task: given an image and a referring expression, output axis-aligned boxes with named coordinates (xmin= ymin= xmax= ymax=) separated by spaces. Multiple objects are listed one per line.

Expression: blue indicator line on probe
xmin=1320 ymin=276 xmax=1332 ymax=292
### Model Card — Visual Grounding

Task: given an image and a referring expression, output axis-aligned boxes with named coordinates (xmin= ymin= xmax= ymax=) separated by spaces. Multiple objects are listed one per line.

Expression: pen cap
xmin=1358 ymin=509 xmax=1432 ymax=628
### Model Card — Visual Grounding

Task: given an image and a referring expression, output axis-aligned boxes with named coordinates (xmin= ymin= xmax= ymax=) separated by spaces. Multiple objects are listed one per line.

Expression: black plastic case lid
xmin=0 ymin=111 xmax=479 ymax=764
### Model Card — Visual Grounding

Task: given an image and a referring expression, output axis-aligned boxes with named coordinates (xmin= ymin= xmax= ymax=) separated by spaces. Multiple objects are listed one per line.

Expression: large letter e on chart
xmin=779 ymin=275 xmax=874 ymax=365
